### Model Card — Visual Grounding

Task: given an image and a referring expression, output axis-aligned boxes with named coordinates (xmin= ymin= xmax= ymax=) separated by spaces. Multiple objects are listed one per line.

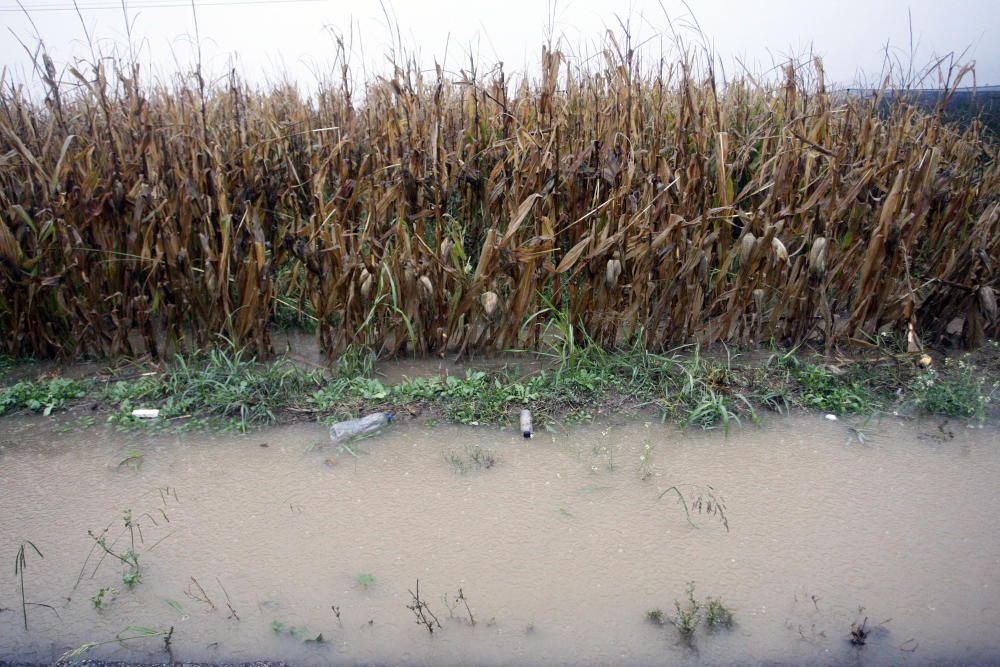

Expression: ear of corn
xmin=0 ymin=42 xmax=997 ymax=360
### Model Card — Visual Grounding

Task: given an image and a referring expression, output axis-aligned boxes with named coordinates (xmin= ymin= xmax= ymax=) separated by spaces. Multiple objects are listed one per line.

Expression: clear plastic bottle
xmin=329 ymin=412 xmax=393 ymax=444
xmin=519 ymin=409 xmax=533 ymax=438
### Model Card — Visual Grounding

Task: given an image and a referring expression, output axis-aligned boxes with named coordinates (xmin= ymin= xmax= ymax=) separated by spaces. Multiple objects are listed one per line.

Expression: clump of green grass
xmin=670 ymin=584 xmax=702 ymax=639
xmin=705 ymin=597 xmax=734 ymax=629
xmin=650 ymin=582 xmax=735 ymax=644
xmin=645 ymin=608 xmax=665 ymax=626
xmin=271 ymin=264 xmax=318 ymax=333
xmin=105 ymin=342 xmax=322 ymax=432
xmin=911 ymin=357 xmax=994 ymax=420
xmin=101 ymin=375 xmax=163 ymax=405
xmin=356 ymin=573 xmax=375 ymax=590
xmin=786 ymin=360 xmax=881 ymax=415
xmin=4 ymin=338 xmax=995 ymax=434
xmin=655 ymin=348 xmax=757 ymax=433
xmin=0 ymin=377 xmax=88 ymax=416
xmin=157 ymin=347 xmax=321 ymax=431
xmin=78 ymin=498 xmax=176 ymax=599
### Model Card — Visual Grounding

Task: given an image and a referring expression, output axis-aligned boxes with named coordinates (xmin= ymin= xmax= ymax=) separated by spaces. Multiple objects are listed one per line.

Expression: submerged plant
xmin=406 ymin=580 xmax=442 ymax=634
xmin=117 ymin=452 xmax=145 ymax=472
xmin=81 ymin=506 xmax=163 ymax=593
xmin=91 ymin=587 xmax=119 ymax=610
xmin=59 ymin=626 xmax=173 ymax=662
xmin=272 ymin=618 xmax=327 ymax=644
xmin=705 ymin=597 xmax=734 ymax=629
xmin=670 ymin=583 xmax=702 ymax=639
xmin=651 ymin=582 xmax=736 ymax=644
xmin=443 ymin=587 xmax=475 ymax=626
xmin=638 ymin=436 xmax=656 ymax=481
xmin=185 ymin=577 xmax=215 ymax=610
xmin=14 ymin=541 xmax=43 ymax=631
xmin=849 ymin=616 xmax=869 ymax=646
xmin=444 ymin=443 xmax=499 ymax=473
xmin=659 ymin=484 xmax=730 ymax=532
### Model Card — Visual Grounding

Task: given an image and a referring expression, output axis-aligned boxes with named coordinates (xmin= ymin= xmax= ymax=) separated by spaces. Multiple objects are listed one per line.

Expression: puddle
xmin=1 ymin=414 xmax=999 ymax=665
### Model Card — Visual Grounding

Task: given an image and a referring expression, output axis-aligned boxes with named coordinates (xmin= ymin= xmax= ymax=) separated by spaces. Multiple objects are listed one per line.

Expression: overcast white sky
xmin=2 ymin=0 xmax=998 ymax=91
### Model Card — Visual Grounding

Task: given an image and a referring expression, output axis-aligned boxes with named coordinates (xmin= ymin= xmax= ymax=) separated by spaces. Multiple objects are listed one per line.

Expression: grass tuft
xmin=910 ymin=357 xmax=994 ymax=420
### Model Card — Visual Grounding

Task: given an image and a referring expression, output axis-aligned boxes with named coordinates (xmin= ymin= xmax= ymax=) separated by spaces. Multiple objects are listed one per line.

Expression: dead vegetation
xmin=1 ymin=29 xmax=997 ymax=362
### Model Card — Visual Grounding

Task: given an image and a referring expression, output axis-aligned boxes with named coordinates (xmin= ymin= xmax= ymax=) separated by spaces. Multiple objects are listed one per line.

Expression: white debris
xmin=520 ymin=409 xmax=533 ymax=438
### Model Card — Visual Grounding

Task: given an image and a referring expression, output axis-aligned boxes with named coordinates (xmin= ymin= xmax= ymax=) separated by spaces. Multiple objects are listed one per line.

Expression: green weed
xmin=783 ymin=359 xmax=881 ymax=415
xmin=0 ymin=378 xmax=87 ymax=416
xmin=652 ymin=582 xmax=736 ymax=644
xmin=103 ymin=341 xmax=323 ymax=432
xmin=659 ymin=484 xmax=730 ymax=532
xmin=705 ymin=596 xmax=734 ymax=629
xmin=638 ymin=434 xmax=655 ymax=481
xmin=657 ymin=348 xmax=757 ymax=433
xmin=14 ymin=541 xmax=44 ymax=631
xmin=91 ymin=587 xmax=119 ymax=609
xmin=911 ymin=358 xmax=994 ymax=420
xmin=335 ymin=343 xmax=377 ymax=378
xmin=272 ymin=619 xmax=323 ymax=643
xmin=53 ymin=415 xmax=98 ymax=433
xmin=59 ymin=626 xmax=173 ymax=662
xmin=670 ymin=582 xmax=701 ymax=638
xmin=444 ymin=443 xmax=499 ymax=472
xmin=271 ymin=264 xmax=318 ymax=332
xmin=84 ymin=510 xmax=145 ymax=591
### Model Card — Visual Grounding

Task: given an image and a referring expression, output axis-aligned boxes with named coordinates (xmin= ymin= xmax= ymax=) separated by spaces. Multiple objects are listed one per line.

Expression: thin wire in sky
xmin=0 ymin=0 xmax=323 ymax=11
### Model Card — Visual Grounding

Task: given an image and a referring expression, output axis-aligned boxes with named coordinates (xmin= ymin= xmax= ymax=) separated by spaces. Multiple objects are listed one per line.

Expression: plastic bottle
xmin=519 ymin=409 xmax=533 ymax=438
xmin=329 ymin=412 xmax=393 ymax=444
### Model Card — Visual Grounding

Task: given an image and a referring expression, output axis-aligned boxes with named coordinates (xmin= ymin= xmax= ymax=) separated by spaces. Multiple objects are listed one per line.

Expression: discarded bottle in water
xmin=519 ymin=409 xmax=533 ymax=439
xmin=329 ymin=412 xmax=393 ymax=444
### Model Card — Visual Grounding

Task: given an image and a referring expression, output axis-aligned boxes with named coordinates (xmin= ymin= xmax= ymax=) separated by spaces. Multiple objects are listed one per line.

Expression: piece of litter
xmin=520 ymin=409 xmax=533 ymax=438
xmin=824 ymin=414 xmax=838 ymax=421
xmin=329 ymin=413 xmax=392 ymax=444
xmin=131 ymin=409 xmax=160 ymax=419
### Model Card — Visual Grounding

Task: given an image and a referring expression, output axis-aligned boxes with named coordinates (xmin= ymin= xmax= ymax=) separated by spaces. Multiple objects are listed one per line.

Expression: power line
xmin=0 ymin=0 xmax=324 ymax=11
xmin=3 ymin=0 xmax=315 ymax=6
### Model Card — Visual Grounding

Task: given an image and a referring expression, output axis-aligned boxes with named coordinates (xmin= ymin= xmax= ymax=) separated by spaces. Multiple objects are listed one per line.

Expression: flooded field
xmin=1 ymin=413 xmax=999 ymax=666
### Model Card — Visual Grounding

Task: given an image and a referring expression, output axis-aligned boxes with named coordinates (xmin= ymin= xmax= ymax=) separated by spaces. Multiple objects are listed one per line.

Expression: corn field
xmin=1 ymin=38 xmax=998 ymax=361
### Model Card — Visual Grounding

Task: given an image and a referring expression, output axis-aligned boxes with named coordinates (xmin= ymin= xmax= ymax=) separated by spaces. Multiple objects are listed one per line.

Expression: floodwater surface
xmin=1 ymin=413 xmax=999 ymax=666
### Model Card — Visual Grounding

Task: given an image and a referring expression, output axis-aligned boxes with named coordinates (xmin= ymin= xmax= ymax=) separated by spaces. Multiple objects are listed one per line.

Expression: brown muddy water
xmin=1 ymin=414 xmax=999 ymax=666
